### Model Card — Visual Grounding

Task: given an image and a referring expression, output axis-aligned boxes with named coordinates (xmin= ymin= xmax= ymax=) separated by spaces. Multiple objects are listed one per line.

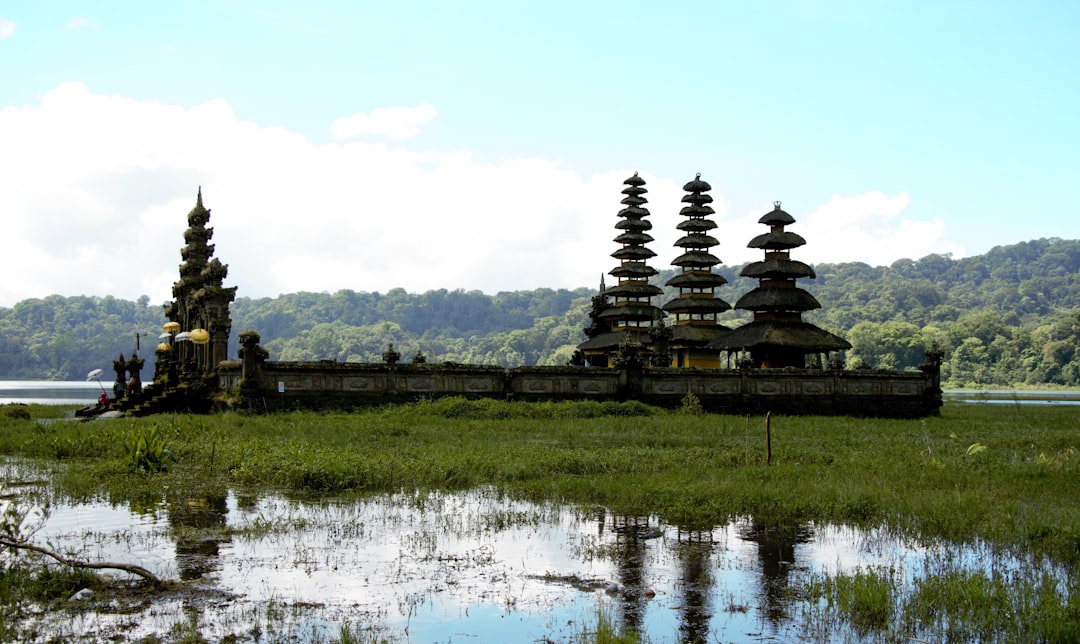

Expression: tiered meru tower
xmin=709 ymin=201 xmax=849 ymax=367
xmin=577 ymin=173 xmax=664 ymax=366
xmin=164 ymin=189 xmax=237 ymax=375
xmin=661 ymin=174 xmax=731 ymax=367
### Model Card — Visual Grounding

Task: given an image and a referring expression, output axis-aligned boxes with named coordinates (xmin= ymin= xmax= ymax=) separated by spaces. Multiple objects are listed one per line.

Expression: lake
xmin=0 ymin=380 xmax=103 ymax=405
xmin=4 ymin=472 xmax=1063 ymax=643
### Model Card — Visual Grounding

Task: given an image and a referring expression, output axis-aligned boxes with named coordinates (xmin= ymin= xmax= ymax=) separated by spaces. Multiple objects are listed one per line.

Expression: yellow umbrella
xmin=189 ymin=328 xmax=211 ymax=345
xmin=162 ymin=321 xmax=181 ymax=334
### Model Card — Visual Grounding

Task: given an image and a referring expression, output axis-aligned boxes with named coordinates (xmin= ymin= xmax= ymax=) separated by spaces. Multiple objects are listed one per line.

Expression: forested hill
xmin=2 ymin=238 xmax=1078 ymax=387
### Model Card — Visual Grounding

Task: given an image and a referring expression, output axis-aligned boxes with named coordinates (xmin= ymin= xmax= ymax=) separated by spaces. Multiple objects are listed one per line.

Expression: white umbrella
xmin=86 ymin=368 xmax=106 ymax=394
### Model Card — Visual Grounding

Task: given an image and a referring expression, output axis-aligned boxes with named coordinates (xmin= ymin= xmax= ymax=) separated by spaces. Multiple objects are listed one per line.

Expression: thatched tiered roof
xmin=709 ymin=201 xmax=849 ymax=367
xmin=658 ymin=175 xmax=731 ymax=366
xmin=577 ymin=174 xmax=665 ymax=361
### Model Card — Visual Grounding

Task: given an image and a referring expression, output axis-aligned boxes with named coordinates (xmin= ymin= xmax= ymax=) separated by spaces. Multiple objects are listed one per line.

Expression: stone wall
xmin=219 ymin=360 xmax=941 ymax=417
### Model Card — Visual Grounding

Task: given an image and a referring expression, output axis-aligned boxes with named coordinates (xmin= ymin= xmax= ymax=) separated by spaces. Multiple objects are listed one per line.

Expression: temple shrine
xmin=102 ymin=179 xmax=943 ymax=418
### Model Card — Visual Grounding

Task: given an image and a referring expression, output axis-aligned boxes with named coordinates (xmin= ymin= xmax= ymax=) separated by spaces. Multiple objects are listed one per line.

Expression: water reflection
xmin=10 ymin=486 xmax=1067 ymax=643
xmin=167 ymin=490 xmax=230 ymax=581
xmin=738 ymin=521 xmax=813 ymax=627
xmin=673 ymin=528 xmax=718 ymax=643
xmin=604 ymin=515 xmax=656 ymax=634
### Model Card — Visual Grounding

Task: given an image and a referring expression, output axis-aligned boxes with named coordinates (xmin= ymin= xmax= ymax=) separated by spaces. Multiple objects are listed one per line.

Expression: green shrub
xmin=3 ymin=405 xmax=30 ymax=421
xmin=123 ymin=424 xmax=173 ymax=473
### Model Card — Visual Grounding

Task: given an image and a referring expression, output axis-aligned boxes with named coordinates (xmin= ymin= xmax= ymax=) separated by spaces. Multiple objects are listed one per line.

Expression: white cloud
xmin=0 ymin=83 xmax=962 ymax=309
xmin=0 ymin=19 xmax=14 ymax=39
xmin=330 ymin=104 xmax=438 ymax=140
xmin=717 ymin=192 xmax=964 ymax=267
xmin=65 ymin=16 xmax=96 ymax=31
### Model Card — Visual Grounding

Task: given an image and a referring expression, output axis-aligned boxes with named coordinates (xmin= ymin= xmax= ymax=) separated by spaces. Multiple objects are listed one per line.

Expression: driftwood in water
xmin=0 ymin=535 xmax=162 ymax=586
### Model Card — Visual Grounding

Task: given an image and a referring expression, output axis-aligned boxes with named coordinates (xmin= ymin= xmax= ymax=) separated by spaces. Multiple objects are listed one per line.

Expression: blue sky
xmin=1 ymin=1 xmax=1078 ymax=307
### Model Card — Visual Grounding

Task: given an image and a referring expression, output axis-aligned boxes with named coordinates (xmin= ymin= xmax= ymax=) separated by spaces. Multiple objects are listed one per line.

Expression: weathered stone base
xmin=219 ymin=362 xmax=941 ymax=418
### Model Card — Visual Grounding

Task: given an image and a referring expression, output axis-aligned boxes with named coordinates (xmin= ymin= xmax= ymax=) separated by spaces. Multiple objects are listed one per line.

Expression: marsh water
xmin=3 ymin=471 xmax=1063 ymax=643
xmin=0 ymin=380 xmax=102 ymax=406
xmin=2 ymin=384 xmax=1075 ymax=641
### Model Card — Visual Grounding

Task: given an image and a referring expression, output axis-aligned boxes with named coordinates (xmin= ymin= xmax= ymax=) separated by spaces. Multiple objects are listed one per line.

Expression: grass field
xmin=2 ymin=398 xmax=1078 ymax=641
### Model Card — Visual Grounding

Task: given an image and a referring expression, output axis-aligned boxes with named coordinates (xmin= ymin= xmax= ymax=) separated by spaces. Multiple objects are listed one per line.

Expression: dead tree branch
xmin=0 ymin=535 xmax=162 ymax=586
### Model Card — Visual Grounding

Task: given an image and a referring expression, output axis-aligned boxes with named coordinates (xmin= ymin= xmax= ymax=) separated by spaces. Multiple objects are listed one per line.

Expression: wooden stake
xmin=766 ymin=411 xmax=772 ymax=466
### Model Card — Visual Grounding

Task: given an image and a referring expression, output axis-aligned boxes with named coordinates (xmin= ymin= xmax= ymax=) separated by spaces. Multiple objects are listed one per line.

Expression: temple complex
xmin=98 ymin=179 xmax=941 ymax=418
xmin=709 ymin=202 xmax=850 ymax=367
xmin=661 ymin=174 xmax=732 ymax=368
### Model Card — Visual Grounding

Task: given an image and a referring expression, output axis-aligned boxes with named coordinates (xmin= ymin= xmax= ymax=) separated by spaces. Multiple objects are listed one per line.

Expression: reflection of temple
xmin=604 ymin=515 xmax=658 ymax=634
xmin=168 ymin=490 xmax=231 ymax=581
xmin=737 ymin=520 xmax=813 ymax=627
xmin=672 ymin=528 xmax=718 ymax=643
xmin=595 ymin=518 xmax=720 ymax=642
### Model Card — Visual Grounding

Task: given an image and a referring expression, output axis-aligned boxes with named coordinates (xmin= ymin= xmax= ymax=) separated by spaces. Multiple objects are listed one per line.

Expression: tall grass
xmin=2 ymin=401 xmax=1078 ymax=564
xmin=2 ymin=399 xmax=1078 ymax=639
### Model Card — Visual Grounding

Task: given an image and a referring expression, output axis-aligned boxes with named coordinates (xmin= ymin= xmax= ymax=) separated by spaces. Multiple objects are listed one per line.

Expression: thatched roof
xmin=615 ymin=218 xmax=653 ymax=231
xmin=671 ymin=251 xmax=721 ymax=267
xmin=676 ymin=218 xmax=718 ymax=232
xmin=612 ymin=246 xmax=657 ymax=261
xmin=597 ymin=303 xmax=663 ymax=321
xmin=708 ymin=320 xmax=851 ymax=352
xmin=735 ymin=287 xmax=821 ymax=311
xmin=671 ymin=324 xmax=731 ymax=346
xmin=759 ymin=202 xmax=795 ymax=225
xmin=682 ymin=175 xmax=712 ymax=193
xmin=605 ymin=282 xmax=663 ymax=297
xmin=661 ymin=296 xmax=731 ymax=313
xmin=674 ymin=234 xmax=720 ymax=248
xmin=610 ymin=264 xmax=658 ymax=279
xmin=741 ymin=258 xmax=816 ymax=279
xmin=617 ymin=205 xmax=651 ymax=219
xmin=665 ymin=272 xmax=728 ymax=288
xmin=613 ymin=231 xmax=654 ymax=245
xmin=577 ymin=329 xmax=651 ymax=352
xmin=748 ymin=230 xmax=807 ymax=250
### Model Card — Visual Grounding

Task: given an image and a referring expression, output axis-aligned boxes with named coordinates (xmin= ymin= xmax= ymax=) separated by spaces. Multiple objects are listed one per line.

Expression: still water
xmin=0 ymin=380 xmax=102 ymax=406
xmin=3 ymin=473 xmax=1063 ymax=643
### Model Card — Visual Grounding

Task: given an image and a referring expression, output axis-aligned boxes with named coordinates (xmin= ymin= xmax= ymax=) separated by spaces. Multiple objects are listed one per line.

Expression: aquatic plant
xmin=123 ymin=423 xmax=173 ymax=473
xmin=574 ymin=604 xmax=644 ymax=643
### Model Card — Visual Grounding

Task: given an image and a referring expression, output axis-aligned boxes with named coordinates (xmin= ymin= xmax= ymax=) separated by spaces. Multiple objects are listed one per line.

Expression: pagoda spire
xmin=164 ymin=189 xmax=238 ymax=376
xmin=709 ymin=201 xmax=849 ymax=368
xmin=576 ymin=173 xmax=665 ymax=366
xmin=661 ymin=174 xmax=731 ymax=367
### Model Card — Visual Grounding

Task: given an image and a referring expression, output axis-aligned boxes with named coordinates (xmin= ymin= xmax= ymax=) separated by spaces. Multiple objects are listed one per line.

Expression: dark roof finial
xmin=774 ymin=200 xmax=782 ymax=209
xmin=696 ymin=172 xmax=701 ymax=179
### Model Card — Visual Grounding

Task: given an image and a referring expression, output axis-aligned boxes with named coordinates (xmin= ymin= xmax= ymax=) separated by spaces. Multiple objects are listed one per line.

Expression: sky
xmin=1 ymin=1 xmax=1078 ymax=308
